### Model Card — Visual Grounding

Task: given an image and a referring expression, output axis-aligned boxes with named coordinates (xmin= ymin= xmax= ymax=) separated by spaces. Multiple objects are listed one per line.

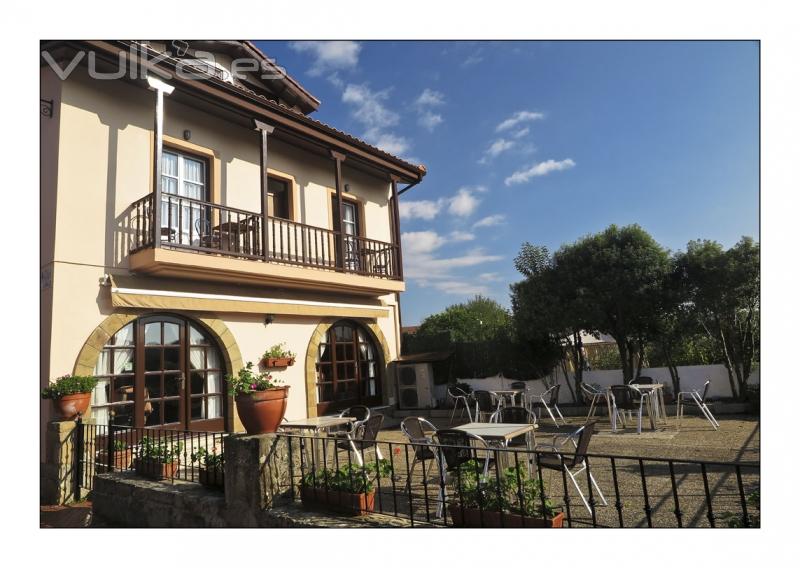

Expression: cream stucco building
xmin=40 ymin=40 xmax=425 ymax=447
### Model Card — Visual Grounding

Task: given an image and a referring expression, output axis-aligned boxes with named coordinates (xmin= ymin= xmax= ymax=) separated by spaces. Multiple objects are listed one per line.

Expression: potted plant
xmin=300 ymin=460 xmax=393 ymax=515
xmin=228 ymin=362 xmax=290 ymax=434
xmin=41 ymin=374 xmax=99 ymax=420
xmin=97 ymin=439 xmax=133 ymax=472
xmin=191 ymin=447 xmax=224 ymax=490
xmin=447 ymin=460 xmax=564 ymax=527
xmin=260 ymin=343 xmax=296 ymax=368
xmin=133 ymin=436 xmax=182 ymax=480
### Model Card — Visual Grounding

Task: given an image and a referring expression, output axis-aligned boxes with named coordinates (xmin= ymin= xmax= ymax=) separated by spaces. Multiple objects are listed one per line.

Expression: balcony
xmin=127 ymin=194 xmax=404 ymax=295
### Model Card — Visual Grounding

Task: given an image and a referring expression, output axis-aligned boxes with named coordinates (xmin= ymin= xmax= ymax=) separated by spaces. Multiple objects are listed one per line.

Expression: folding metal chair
xmin=528 ymin=384 xmax=566 ymax=426
xmin=534 ymin=421 xmax=607 ymax=514
xmin=677 ymin=380 xmax=720 ymax=430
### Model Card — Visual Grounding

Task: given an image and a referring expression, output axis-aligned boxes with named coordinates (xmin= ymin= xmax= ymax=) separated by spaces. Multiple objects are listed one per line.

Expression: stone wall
xmin=91 ymin=432 xmax=416 ymax=528
xmin=41 ymin=420 xmax=87 ymax=505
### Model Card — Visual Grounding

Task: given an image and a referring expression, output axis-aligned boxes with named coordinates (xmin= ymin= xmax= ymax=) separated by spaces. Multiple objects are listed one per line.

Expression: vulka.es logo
xmin=41 ymin=42 xmax=288 ymax=83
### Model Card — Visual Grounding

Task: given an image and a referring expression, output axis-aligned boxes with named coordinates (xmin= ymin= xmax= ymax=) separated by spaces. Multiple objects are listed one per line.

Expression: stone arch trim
xmin=73 ymin=312 xmax=244 ymax=378
xmin=304 ymin=319 xmax=392 ymax=418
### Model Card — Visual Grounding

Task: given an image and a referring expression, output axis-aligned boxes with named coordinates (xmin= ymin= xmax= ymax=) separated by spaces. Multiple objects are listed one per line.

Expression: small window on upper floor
xmin=268 ymin=177 xmax=291 ymax=220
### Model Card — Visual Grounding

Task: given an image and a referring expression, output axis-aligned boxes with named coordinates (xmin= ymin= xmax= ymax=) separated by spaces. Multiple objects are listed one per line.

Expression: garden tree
xmin=650 ymin=257 xmax=696 ymax=395
xmin=416 ymin=295 xmax=511 ymax=343
xmin=511 ymin=243 xmax=599 ymax=402
xmin=553 ymin=225 xmax=671 ymax=384
xmin=677 ymin=237 xmax=760 ymax=400
xmin=414 ymin=294 xmax=560 ymax=381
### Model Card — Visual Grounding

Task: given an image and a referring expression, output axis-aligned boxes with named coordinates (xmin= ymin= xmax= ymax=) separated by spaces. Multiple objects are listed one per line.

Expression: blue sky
xmin=254 ymin=41 xmax=759 ymax=325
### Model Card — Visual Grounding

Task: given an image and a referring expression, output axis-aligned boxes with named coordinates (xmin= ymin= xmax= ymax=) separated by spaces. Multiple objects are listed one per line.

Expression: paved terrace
xmin=364 ymin=414 xmax=760 ymax=527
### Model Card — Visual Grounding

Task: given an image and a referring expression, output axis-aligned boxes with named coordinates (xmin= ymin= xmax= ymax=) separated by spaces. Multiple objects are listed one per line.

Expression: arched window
xmin=315 ymin=321 xmax=381 ymax=414
xmin=91 ymin=315 xmax=226 ymax=431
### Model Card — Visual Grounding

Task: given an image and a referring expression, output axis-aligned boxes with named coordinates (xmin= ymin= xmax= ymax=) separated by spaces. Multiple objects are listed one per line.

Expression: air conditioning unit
xmin=396 ymin=363 xmax=435 ymax=409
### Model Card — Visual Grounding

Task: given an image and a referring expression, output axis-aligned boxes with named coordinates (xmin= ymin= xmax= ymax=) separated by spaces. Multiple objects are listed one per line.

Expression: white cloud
xmin=414 ymin=88 xmax=445 ymax=132
xmin=415 ymin=88 xmax=445 ymax=107
xmin=449 ymin=230 xmax=476 ymax=242
xmin=461 ymin=52 xmax=484 ymax=67
xmin=496 ymin=110 xmax=545 ymax=132
xmin=399 ymin=200 xmax=443 ymax=221
xmin=364 ymin=129 xmax=410 ymax=156
xmin=289 ymin=41 xmax=361 ymax=76
xmin=402 ymin=231 xmax=446 ymax=255
xmin=342 ymin=84 xmax=399 ymax=130
xmin=473 ymin=214 xmax=507 ymax=228
xmin=342 ymin=84 xmax=409 ymax=156
xmin=504 ymin=158 xmax=576 ymax=186
xmin=431 ymin=280 xmax=491 ymax=295
xmin=479 ymin=138 xmax=515 ymax=163
xmin=512 ymin=127 xmax=530 ymax=139
xmin=479 ymin=272 xmax=504 ymax=282
xmin=448 ymin=187 xmax=481 ymax=217
xmin=404 ymin=247 xmax=504 ymax=297
xmin=418 ymin=111 xmax=443 ymax=131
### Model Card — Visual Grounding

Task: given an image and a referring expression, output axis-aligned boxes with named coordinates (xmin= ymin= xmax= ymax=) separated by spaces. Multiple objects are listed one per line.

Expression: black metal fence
xmin=75 ymin=419 xmax=227 ymax=498
xmin=275 ymin=432 xmax=759 ymax=528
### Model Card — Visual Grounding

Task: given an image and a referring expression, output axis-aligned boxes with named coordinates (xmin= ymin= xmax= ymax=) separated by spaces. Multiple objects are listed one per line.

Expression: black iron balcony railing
xmin=129 ymin=193 xmax=401 ymax=280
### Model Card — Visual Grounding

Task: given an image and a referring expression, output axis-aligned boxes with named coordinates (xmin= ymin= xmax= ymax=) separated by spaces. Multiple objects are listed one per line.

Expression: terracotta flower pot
xmin=260 ymin=357 xmax=296 ymax=368
xmin=52 ymin=392 xmax=92 ymax=420
xmin=300 ymin=486 xmax=376 ymax=516
xmin=199 ymin=467 xmax=225 ymax=490
xmin=134 ymin=458 xmax=180 ymax=480
xmin=235 ymin=386 xmax=290 ymax=434
xmin=448 ymin=505 xmax=564 ymax=528
xmin=97 ymin=448 xmax=133 ymax=472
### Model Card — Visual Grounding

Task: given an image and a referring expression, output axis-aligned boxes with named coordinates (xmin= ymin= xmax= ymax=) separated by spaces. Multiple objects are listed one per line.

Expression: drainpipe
xmin=146 ymin=76 xmax=175 ymax=249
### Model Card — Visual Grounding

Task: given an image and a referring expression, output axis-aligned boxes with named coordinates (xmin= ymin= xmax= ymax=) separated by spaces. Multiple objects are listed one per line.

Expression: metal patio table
xmin=454 ymin=422 xmax=538 ymax=471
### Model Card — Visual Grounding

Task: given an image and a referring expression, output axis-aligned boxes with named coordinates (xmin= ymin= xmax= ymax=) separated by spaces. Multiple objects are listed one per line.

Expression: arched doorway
xmin=90 ymin=314 xmax=227 ymax=431
xmin=315 ymin=320 xmax=382 ymax=415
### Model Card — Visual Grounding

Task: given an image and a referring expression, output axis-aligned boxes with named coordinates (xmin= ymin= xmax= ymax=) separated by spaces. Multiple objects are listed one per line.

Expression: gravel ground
xmin=357 ymin=414 xmax=760 ymax=528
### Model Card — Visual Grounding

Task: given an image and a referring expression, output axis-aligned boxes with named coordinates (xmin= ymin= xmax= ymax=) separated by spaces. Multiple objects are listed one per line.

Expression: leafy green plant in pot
xmin=449 ymin=460 xmax=563 ymax=527
xmin=41 ymin=374 xmax=99 ymax=420
xmin=301 ymin=459 xmax=393 ymax=515
xmin=260 ymin=343 xmax=297 ymax=368
xmin=228 ymin=362 xmax=290 ymax=434
xmin=98 ymin=439 xmax=133 ymax=472
xmin=134 ymin=436 xmax=183 ymax=480
xmin=191 ymin=446 xmax=224 ymax=489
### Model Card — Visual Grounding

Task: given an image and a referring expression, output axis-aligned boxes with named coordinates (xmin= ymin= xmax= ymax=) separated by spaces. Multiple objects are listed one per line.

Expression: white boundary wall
xmin=434 ymin=364 xmax=759 ymax=404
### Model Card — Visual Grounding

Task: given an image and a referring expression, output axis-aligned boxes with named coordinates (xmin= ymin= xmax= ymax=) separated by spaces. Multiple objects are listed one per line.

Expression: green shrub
xmin=451 ymin=460 xmax=556 ymax=518
xmin=302 ymin=460 xmax=393 ymax=494
xmin=138 ymin=436 xmax=182 ymax=463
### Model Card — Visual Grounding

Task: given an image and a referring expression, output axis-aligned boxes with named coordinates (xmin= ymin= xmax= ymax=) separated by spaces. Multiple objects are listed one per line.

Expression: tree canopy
xmin=416 ymin=295 xmax=511 ymax=343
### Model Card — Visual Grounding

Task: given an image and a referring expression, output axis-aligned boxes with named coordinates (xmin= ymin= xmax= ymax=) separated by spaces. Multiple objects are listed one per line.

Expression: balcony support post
xmin=390 ymin=175 xmax=404 ymax=280
xmin=254 ymin=120 xmax=275 ymax=262
xmin=331 ymin=150 xmax=347 ymax=270
xmin=147 ymin=76 xmax=175 ymax=249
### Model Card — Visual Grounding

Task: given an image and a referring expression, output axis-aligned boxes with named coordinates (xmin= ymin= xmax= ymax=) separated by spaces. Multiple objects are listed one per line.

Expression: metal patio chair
xmin=580 ymin=382 xmax=610 ymax=421
xmin=400 ymin=417 xmax=439 ymax=489
xmin=528 ymin=384 xmax=566 ymax=426
xmin=337 ymin=413 xmax=384 ymax=466
xmin=677 ymin=380 xmax=720 ymax=431
xmin=473 ymin=390 xmax=501 ymax=422
xmin=447 ymin=385 xmax=474 ymax=424
xmin=534 ymin=420 xmax=607 ymax=514
xmin=433 ymin=429 xmax=492 ymax=518
xmin=610 ymin=384 xmax=652 ymax=434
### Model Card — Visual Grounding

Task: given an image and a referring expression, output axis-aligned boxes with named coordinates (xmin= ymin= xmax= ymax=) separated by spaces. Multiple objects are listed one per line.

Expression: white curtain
xmin=91 ymin=353 xmax=110 ymax=426
xmin=90 ymin=323 xmax=134 ymax=426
